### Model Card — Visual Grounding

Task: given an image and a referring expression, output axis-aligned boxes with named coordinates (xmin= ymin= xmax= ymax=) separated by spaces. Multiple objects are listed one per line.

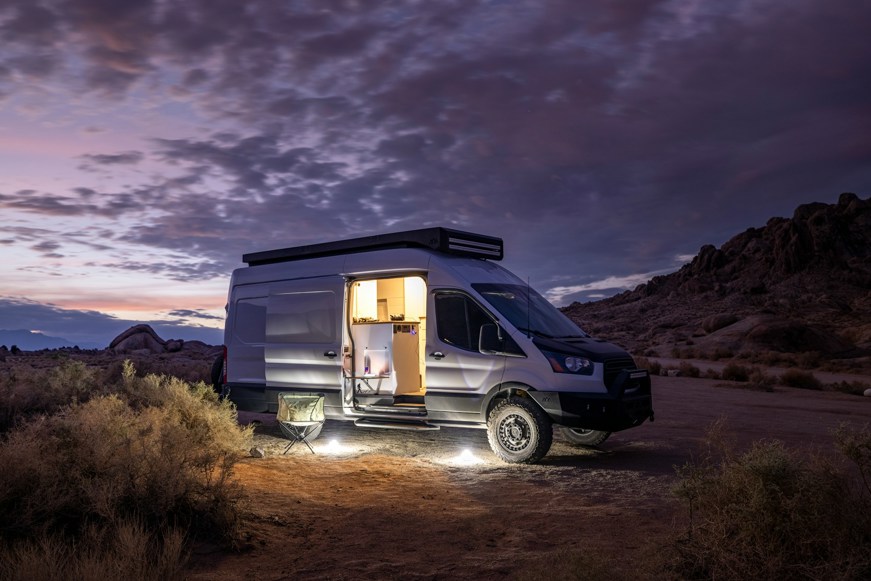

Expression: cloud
xmin=80 ymin=150 xmax=144 ymax=166
xmin=167 ymin=308 xmax=223 ymax=321
xmin=544 ymin=271 xmax=669 ymax=305
xmin=1 ymin=0 xmax=869 ymax=317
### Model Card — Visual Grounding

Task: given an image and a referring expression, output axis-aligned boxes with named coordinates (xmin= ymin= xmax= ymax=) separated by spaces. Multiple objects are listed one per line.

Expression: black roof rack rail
xmin=243 ymin=227 xmax=503 ymax=266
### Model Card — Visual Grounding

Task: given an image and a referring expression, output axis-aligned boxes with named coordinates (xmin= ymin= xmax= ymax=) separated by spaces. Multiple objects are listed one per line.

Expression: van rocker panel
xmin=225 ymin=383 xmax=344 ymax=415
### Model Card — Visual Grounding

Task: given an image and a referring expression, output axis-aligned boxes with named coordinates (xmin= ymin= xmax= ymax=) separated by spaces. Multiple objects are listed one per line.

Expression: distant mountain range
xmin=0 ymin=330 xmax=103 ymax=351
xmin=562 ymin=193 xmax=871 ymax=359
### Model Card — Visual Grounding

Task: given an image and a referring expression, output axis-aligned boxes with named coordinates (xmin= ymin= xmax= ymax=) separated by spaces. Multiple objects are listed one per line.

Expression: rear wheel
xmin=210 ymin=354 xmax=225 ymax=397
xmin=560 ymin=427 xmax=611 ymax=447
xmin=487 ymin=397 xmax=552 ymax=464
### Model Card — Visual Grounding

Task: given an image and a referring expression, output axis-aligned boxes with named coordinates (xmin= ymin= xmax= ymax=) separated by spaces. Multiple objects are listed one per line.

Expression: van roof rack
xmin=243 ymin=227 xmax=503 ymax=266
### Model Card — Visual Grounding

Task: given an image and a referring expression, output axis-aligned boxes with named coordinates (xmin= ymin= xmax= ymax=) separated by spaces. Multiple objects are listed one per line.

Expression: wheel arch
xmin=482 ymin=382 xmax=541 ymax=420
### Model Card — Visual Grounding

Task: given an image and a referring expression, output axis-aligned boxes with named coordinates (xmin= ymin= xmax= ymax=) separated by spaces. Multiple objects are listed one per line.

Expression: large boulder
xmin=109 ymin=324 xmax=183 ymax=354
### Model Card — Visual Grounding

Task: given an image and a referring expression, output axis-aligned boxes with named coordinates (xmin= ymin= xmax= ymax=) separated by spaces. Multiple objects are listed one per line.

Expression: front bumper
xmin=528 ymin=368 xmax=654 ymax=432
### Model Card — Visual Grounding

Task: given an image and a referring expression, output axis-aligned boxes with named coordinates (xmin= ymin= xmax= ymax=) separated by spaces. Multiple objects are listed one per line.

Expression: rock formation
xmin=562 ymin=193 xmax=871 ymax=358
xmin=109 ymin=324 xmax=184 ymax=354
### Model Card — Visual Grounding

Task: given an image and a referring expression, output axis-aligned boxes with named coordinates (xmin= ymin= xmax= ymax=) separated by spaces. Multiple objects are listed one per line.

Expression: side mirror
xmin=479 ymin=323 xmax=503 ymax=354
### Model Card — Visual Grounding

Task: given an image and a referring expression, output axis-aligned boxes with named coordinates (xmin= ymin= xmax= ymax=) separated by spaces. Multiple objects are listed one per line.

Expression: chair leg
xmin=300 ymin=436 xmax=316 ymax=454
xmin=280 ymin=423 xmax=323 ymax=455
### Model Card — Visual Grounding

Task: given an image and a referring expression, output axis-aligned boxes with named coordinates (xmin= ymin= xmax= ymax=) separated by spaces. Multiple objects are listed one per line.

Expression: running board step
xmin=361 ymin=404 xmax=427 ymax=416
xmin=354 ymin=418 xmax=440 ymax=431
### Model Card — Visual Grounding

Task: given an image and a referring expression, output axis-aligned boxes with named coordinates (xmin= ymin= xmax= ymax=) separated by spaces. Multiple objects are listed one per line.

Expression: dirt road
xmin=186 ymin=376 xmax=871 ymax=580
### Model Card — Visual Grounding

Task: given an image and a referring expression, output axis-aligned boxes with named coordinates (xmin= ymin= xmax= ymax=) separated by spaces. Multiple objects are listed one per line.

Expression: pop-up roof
xmin=243 ymin=227 xmax=504 ymax=266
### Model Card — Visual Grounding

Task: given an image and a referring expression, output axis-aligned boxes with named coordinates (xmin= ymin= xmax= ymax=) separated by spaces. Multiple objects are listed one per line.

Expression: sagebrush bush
xmin=0 ymin=363 xmax=252 ymax=578
xmin=708 ymin=346 xmax=735 ymax=361
xmin=720 ymin=363 xmax=750 ymax=382
xmin=780 ymin=368 xmax=822 ymax=390
xmin=827 ymin=380 xmax=871 ymax=396
xmin=0 ymin=361 xmax=107 ymax=432
xmin=747 ymin=367 xmax=776 ymax=391
xmin=668 ymin=425 xmax=871 ymax=580
xmin=634 ymin=356 xmax=661 ymax=376
xmin=0 ymin=518 xmax=186 ymax=581
xmin=678 ymin=361 xmax=700 ymax=378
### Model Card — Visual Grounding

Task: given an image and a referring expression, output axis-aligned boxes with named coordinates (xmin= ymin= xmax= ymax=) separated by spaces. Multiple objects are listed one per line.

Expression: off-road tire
xmin=487 ymin=396 xmax=553 ymax=464
xmin=560 ymin=427 xmax=611 ymax=447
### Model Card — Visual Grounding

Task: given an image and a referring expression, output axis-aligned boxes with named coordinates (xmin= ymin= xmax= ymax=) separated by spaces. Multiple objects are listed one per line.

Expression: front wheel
xmin=560 ymin=427 xmax=611 ymax=447
xmin=487 ymin=397 xmax=553 ymax=464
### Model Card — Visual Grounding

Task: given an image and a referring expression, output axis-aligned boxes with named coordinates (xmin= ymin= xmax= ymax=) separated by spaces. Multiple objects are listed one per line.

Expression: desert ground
xmin=186 ymin=374 xmax=871 ymax=580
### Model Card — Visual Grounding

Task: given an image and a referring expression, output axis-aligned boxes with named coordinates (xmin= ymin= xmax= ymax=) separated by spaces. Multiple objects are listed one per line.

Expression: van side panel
xmin=263 ymin=276 xmax=345 ymax=411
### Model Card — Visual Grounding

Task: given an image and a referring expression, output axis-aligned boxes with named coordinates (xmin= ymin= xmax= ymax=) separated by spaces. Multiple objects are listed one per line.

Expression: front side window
xmin=434 ymin=292 xmax=493 ymax=352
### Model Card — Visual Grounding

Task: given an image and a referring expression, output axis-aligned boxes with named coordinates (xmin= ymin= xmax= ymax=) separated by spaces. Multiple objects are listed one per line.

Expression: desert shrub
xmin=836 ymin=423 xmax=871 ymax=497
xmin=635 ymin=356 xmax=661 ymax=376
xmin=678 ymin=361 xmax=700 ymax=378
xmin=780 ymin=368 xmax=822 ymax=390
xmin=0 ymin=361 xmax=109 ymax=432
xmin=796 ymin=351 xmax=822 ymax=370
xmin=827 ymin=380 xmax=871 ymax=396
xmin=669 ymin=428 xmax=871 ymax=580
xmin=0 ymin=364 xmax=252 ymax=579
xmin=747 ymin=367 xmax=776 ymax=391
xmin=721 ymin=363 xmax=750 ymax=382
xmin=703 ymin=368 xmax=720 ymax=380
xmin=103 ymin=356 xmax=214 ymax=385
xmin=740 ymin=350 xmax=795 ymax=368
xmin=708 ymin=346 xmax=735 ymax=361
xmin=0 ymin=518 xmax=186 ymax=581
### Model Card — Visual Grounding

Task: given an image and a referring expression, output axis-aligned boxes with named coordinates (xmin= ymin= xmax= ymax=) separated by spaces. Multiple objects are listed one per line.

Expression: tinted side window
xmin=434 ymin=293 xmax=492 ymax=352
xmin=266 ymin=291 xmax=337 ymax=344
xmin=233 ymin=297 xmax=267 ymax=343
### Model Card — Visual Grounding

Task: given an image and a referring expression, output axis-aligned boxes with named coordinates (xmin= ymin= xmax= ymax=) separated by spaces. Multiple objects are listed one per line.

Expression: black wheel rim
xmin=498 ymin=413 xmax=532 ymax=452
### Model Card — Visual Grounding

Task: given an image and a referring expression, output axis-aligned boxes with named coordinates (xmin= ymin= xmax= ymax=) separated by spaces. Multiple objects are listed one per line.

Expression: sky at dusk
xmin=1 ymin=0 xmax=870 ymax=347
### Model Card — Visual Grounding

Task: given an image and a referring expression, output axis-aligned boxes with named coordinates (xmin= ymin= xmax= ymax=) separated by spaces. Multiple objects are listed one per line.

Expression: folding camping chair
xmin=276 ymin=392 xmax=325 ymax=454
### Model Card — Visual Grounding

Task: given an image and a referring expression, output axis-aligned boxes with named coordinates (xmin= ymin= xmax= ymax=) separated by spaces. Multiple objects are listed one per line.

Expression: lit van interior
xmin=348 ymin=276 xmax=427 ymax=400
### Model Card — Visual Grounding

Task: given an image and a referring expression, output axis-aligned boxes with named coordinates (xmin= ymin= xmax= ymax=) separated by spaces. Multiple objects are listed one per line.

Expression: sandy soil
xmin=186 ymin=376 xmax=871 ymax=580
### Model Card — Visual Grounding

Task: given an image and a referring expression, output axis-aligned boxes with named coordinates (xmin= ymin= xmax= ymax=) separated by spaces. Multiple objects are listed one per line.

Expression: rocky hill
xmin=562 ymin=193 xmax=871 ymax=361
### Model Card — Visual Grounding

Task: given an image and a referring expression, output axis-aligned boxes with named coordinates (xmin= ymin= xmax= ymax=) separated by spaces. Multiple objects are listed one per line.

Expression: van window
xmin=266 ymin=291 xmax=337 ymax=344
xmin=434 ymin=292 xmax=492 ymax=351
xmin=472 ymin=283 xmax=588 ymax=339
xmin=233 ymin=297 xmax=267 ymax=343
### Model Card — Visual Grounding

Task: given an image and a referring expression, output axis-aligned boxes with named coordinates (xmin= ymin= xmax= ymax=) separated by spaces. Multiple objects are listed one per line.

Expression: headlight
xmin=542 ymin=350 xmax=593 ymax=375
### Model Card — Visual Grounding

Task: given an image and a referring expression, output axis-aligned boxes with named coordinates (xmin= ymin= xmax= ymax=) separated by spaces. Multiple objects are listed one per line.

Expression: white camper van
xmin=218 ymin=228 xmax=653 ymax=463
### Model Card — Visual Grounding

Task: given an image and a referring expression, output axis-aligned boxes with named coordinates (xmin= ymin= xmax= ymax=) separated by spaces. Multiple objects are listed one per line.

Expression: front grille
xmin=603 ymin=357 xmax=635 ymax=388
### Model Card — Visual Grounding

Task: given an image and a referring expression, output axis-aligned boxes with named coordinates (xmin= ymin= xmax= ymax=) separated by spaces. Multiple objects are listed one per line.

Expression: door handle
xmin=323 ymin=350 xmax=337 ymax=358
xmin=429 ymin=351 xmax=446 ymax=360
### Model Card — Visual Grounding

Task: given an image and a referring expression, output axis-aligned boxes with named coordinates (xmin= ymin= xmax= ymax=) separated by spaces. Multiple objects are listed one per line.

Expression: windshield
xmin=472 ymin=283 xmax=588 ymax=339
